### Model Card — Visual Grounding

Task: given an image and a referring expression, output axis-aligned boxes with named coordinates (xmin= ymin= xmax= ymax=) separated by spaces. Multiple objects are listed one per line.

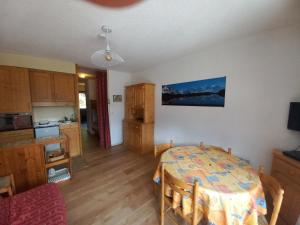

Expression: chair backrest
xmin=161 ymin=164 xmax=200 ymax=225
xmin=154 ymin=140 xmax=174 ymax=158
xmin=258 ymin=166 xmax=284 ymax=225
xmin=200 ymin=142 xmax=232 ymax=155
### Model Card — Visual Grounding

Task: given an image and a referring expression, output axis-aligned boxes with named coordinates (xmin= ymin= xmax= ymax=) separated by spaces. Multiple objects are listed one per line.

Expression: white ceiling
xmin=0 ymin=0 xmax=300 ymax=72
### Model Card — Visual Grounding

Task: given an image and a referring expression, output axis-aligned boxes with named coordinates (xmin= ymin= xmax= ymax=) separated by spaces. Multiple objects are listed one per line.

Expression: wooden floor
xmin=59 ymin=131 xmax=163 ymax=225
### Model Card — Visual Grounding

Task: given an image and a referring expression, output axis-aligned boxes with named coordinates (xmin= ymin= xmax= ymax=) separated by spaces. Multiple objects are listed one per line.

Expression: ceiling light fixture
xmin=91 ymin=25 xmax=124 ymax=68
xmin=86 ymin=0 xmax=141 ymax=8
xmin=78 ymin=73 xmax=87 ymax=79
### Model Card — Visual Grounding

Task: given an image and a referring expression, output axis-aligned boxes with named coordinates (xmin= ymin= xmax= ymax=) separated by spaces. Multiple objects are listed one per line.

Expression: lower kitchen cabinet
xmin=60 ymin=123 xmax=81 ymax=157
xmin=0 ymin=144 xmax=46 ymax=193
xmin=123 ymin=120 xmax=154 ymax=154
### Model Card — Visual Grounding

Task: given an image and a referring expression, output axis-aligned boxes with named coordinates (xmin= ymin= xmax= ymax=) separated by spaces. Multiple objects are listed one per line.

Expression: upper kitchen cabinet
xmin=30 ymin=70 xmax=76 ymax=106
xmin=0 ymin=66 xmax=32 ymax=113
xmin=52 ymin=72 xmax=75 ymax=103
xmin=29 ymin=70 xmax=53 ymax=102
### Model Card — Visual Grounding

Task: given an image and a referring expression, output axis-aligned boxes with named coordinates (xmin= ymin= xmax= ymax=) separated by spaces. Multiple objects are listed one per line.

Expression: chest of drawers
xmin=271 ymin=150 xmax=300 ymax=225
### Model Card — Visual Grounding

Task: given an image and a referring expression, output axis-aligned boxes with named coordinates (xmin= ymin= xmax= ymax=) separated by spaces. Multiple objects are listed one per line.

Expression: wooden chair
xmin=154 ymin=140 xmax=174 ymax=158
xmin=200 ymin=142 xmax=232 ymax=155
xmin=258 ymin=166 xmax=284 ymax=225
xmin=161 ymin=164 xmax=202 ymax=225
xmin=0 ymin=174 xmax=16 ymax=196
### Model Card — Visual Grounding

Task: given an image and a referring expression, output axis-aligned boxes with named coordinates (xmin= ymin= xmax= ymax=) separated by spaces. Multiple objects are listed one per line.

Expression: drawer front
xmin=272 ymin=158 xmax=300 ymax=185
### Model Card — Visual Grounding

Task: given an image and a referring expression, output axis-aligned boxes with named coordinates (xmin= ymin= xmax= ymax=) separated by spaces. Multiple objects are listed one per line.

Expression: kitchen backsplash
xmin=32 ymin=107 xmax=75 ymax=122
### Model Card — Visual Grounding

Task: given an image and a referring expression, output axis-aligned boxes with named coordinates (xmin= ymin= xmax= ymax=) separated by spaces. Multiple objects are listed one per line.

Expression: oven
xmin=0 ymin=113 xmax=33 ymax=132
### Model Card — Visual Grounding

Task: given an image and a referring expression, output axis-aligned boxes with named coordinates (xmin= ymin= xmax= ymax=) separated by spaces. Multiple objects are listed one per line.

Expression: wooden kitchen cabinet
xmin=271 ymin=150 xmax=300 ymax=225
xmin=60 ymin=123 xmax=81 ymax=157
xmin=0 ymin=144 xmax=46 ymax=193
xmin=0 ymin=66 xmax=32 ymax=113
xmin=29 ymin=69 xmax=76 ymax=106
xmin=53 ymin=72 xmax=75 ymax=103
xmin=29 ymin=70 xmax=53 ymax=102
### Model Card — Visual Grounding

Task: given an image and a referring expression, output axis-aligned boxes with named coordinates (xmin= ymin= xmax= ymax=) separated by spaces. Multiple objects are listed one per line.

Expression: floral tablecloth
xmin=153 ymin=146 xmax=267 ymax=225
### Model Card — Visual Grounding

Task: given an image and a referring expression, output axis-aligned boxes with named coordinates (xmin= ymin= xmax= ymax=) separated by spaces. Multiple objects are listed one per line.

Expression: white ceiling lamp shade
xmin=91 ymin=25 xmax=124 ymax=68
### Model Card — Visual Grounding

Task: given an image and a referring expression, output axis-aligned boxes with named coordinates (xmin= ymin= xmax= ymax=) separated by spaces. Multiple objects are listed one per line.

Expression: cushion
xmin=0 ymin=183 xmax=66 ymax=225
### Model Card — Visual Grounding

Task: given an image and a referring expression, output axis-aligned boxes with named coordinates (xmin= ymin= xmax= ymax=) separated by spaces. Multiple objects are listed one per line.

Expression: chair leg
xmin=153 ymin=183 xmax=157 ymax=196
xmin=8 ymin=187 xmax=13 ymax=197
xmin=10 ymin=174 xmax=16 ymax=194
xmin=161 ymin=203 xmax=164 ymax=225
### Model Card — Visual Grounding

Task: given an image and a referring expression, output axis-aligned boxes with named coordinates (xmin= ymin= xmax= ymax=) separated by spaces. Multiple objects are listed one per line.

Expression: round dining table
xmin=153 ymin=145 xmax=267 ymax=225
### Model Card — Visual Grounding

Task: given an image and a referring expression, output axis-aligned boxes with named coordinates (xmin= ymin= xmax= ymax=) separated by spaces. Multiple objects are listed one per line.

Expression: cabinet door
xmin=131 ymin=123 xmax=142 ymax=150
xmin=0 ymin=145 xmax=45 ymax=193
xmin=125 ymin=86 xmax=135 ymax=120
xmin=0 ymin=66 xmax=31 ymax=112
xmin=134 ymin=85 xmax=145 ymax=109
xmin=123 ymin=121 xmax=130 ymax=147
xmin=29 ymin=70 xmax=53 ymax=102
xmin=60 ymin=125 xmax=81 ymax=157
xmin=53 ymin=72 xmax=75 ymax=103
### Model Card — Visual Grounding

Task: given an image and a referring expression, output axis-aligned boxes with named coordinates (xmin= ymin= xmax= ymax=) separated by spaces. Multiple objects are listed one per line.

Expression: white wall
xmin=108 ymin=70 xmax=132 ymax=146
xmin=132 ymin=25 xmax=300 ymax=171
xmin=0 ymin=52 xmax=75 ymax=73
xmin=33 ymin=107 xmax=75 ymax=122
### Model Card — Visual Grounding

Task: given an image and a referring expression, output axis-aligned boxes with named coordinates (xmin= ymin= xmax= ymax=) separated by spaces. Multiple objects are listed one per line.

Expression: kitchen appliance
xmin=0 ymin=113 xmax=33 ymax=132
xmin=34 ymin=121 xmax=60 ymax=152
xmin=287 ymin=102 xmax=300 ymax=131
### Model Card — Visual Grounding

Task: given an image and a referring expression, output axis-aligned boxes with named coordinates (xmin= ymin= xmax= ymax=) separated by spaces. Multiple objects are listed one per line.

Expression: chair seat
xmin=0 ymin=176 xmax=11 ymax=188
xmin=258 ymin=215 xmax=268 ymax=225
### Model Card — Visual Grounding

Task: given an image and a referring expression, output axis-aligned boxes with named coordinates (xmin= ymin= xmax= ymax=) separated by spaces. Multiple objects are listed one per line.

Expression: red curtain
xmin=96 ymin=70 xmax=111 ymax=149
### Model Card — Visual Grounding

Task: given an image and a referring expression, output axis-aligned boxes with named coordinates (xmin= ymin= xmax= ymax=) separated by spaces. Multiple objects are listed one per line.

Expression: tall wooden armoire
xmin=123 ymin=83 xmax=155 ymax=154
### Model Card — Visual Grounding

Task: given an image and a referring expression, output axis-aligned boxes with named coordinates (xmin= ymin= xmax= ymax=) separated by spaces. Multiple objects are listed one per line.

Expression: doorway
xmin=77 ymin=69 xmax=99 ymax=154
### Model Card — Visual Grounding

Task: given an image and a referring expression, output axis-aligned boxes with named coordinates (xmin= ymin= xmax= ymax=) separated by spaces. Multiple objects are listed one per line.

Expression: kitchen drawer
xmin=272 ymin=157 xmax=300 ymax=185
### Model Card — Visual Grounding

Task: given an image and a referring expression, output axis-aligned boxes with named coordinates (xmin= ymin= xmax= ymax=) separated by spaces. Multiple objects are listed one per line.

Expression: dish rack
xmin=48 ymin=168 xmax=71 ymax=183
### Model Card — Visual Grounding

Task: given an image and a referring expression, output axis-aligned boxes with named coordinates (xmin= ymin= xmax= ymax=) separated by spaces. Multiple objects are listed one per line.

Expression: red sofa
xmin=0 ymin=183 xmax=67 ymax=225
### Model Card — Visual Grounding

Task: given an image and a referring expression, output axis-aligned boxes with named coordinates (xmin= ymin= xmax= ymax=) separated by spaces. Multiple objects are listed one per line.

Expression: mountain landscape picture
xmin=162 ymin=76 xmax=226 ymax=107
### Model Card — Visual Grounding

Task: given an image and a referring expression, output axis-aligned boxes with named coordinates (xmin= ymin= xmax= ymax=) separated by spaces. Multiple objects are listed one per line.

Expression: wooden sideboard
xmin=271 ymin=150 xmax=300 ymax=225
xmin=123 ymin=83 xmax=155 ymax=154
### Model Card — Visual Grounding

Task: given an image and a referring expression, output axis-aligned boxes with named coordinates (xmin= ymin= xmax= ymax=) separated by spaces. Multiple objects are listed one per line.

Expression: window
xmin=79 ymin=93 xmax=86 ymax=109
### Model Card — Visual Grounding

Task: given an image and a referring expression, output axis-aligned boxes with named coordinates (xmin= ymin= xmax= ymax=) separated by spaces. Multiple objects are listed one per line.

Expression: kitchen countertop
xmin=0 ymin=134 xmax=68 ymax=149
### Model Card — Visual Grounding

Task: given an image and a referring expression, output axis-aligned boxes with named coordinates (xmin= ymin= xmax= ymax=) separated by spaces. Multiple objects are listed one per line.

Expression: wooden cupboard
xmin=60 ymin=123 xmax=81 ymax=157
xmin=29 ymin=69 xmax=76 ymax=106
xmin=123 ymin=83 xmax=155 ymax=154
xmin=271 ymin=150 xmax=300 ymax=225
xmin=0 ymin=66 xmax=32 ymax=113
xmin=123 ymin=121 xmax=154 ymax=154
xmin=0 ymin=144 xmax=46 ymax=193
xmin=53 ymin=72 xmax=75 ymax=102
xmin=29 ymin=70 xmax=53 ymax=102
